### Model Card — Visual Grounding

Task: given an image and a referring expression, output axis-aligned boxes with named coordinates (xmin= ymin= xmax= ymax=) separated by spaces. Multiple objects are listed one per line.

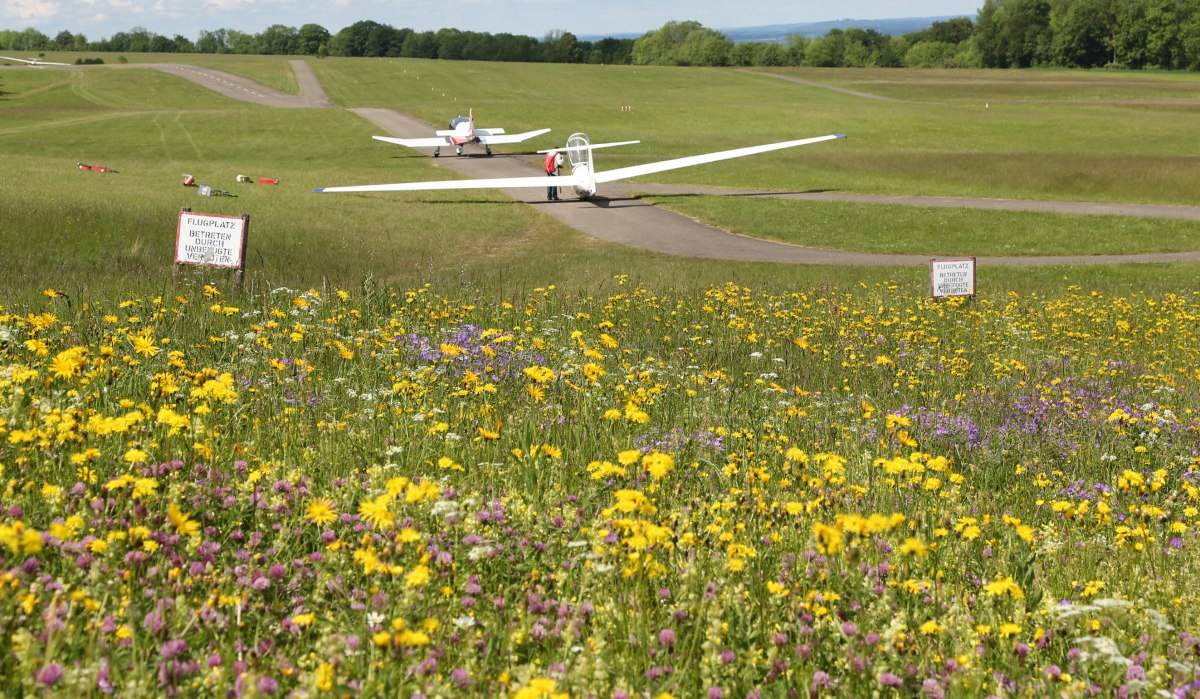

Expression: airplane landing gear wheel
xmin=433 ymin=147 xmax=440 ymax=158
xmin=486 ymin=146 xmax=493 ymax=156
xmin=456 ymin=146 xmax=463 ymax=156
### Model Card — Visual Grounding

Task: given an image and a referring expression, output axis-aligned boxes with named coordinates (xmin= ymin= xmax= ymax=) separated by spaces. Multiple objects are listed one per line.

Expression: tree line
xmin=3 ymin=0 xmax=1200 ymax=70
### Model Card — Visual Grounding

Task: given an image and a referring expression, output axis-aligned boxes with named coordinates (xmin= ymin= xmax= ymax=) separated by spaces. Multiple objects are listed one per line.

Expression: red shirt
xmin=544 ymin=152 xmax=560 ymax=174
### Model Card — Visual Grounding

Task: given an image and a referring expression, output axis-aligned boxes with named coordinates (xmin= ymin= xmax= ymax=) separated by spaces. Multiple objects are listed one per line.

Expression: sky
xmin=3 ymin=0 xmax=981 ymax=42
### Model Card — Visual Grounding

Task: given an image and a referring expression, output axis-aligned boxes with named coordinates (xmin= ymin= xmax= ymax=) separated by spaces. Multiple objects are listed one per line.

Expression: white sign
xmin=175 ymin=212 xmax=247 ymax=269
xmin=930 ymin=257 xmax=976 ymax=298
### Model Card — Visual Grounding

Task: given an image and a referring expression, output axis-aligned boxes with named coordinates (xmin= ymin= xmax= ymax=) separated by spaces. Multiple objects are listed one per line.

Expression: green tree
xmin=904 ymin=40 xmax=956 ymax=67
xmin=785 ymin=35 xmax=809 ymax=65
xmin=672 ymin=28 xmax=732 ymax=65
xmin=1051 ymin=0 xmax=1118 ymax=67
xmin=401 ymin=31 xmax=439 ymax=59
xmin=436 ymin=28 xmax=466 ymax=60
xmin=2 ymin=27 xmax=47 ymax=50
xmin=976 ymin=0 xmax=1053 ymax=67
xmin=257 ymin=24 xmax=299 ymax=55
xmin=542 ymin=29 xmax=584 ymax=63
xmin=803 ymin=29 xmax=846 ymax=66
xmin=631 ymin=20 xmax=703 ymax=65
xmin=297 ymin=24 xmax=331 ymax=55
xmin=227 ymin=30 xmax=256 ymax=54
xmin=928 ymin=17 xmax=975 ymax=43
xmin=196 ymin=29 xmax=230 ymax=53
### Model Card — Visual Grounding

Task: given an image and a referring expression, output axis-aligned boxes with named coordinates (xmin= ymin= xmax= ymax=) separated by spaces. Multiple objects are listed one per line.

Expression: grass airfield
xmin=2 ymin=55 xmax=1200 ymax=697
xmin=2 ymin=55 xmax=1200 ymax=298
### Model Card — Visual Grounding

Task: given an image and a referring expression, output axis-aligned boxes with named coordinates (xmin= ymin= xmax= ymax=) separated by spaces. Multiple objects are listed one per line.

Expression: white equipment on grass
xmin=316 ymin=132 xmax=845 ymax=199
xmin=371 ymin=108 xmax=551 ymax=157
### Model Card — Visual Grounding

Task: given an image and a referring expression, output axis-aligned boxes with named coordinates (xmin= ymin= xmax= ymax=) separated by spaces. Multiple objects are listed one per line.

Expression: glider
xmin=315 ymin=131 xmax=845 ymax=199
xmin=1 ymin=55 xmax=70 ymax=67
xmin=372 ymin=108 xmax=551 ymax=157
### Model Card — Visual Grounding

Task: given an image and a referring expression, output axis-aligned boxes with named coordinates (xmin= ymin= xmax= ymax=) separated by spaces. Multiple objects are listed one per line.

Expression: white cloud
xmin=4 ymin=0 xmax=61 ymax=21
xmin=203 ymin=0 xmax=255 ymax=10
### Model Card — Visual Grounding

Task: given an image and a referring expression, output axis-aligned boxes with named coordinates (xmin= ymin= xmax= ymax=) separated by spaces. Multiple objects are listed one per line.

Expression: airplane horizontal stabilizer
xmin=595 ymin=134 xmax=845 ymax=184
xmin=479 ymin=128 xmax=552 ymax=145
xmin=537 ymin=140 xmax=640 ymax=154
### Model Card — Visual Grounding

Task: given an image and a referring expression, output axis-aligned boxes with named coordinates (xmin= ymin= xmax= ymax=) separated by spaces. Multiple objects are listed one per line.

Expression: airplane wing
xmin=593 ymin=134 xmax=845 ymax=184
xmin=315 ymin=173 xmax=585 ymax=194
xmin=372 ymin=135 xmax=450 ymax=148
xmin=2 ymin=55 xmax=69 ymax=66
xmin=478 ymin=128 xmax=552 ymax=145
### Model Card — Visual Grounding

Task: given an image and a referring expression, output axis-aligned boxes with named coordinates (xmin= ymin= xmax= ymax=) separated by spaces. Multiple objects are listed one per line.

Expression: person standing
xmin=544 ymin=150 xmax=563 ymax=201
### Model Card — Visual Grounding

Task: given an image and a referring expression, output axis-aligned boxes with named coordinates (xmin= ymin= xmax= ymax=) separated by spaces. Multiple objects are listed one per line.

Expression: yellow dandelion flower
xmin=898 ymin=537 xmax=928 ymax=556
xmin=523 ymin=366 xmax=556 ymax=383
xmin=983 ymin=576 xmax=1024 ymax=599
xmin=643 ymin=452 xmax=674 ymax=481
xmin=405 ymin=564 xmax=431 ymax=587
xmin=49 ymin=347 xmax=86 ymax=379
xmin=130 ymin=333 xmax=160 ymax=357
xmin=315 ymin=662 xmax=334 ymax=692
xmin=167 ymin=502 xmax=200 ymax=537
xmin=583 ymin=362 xmax=606 ymax=382
xmin=304 ymin=499 xmax=337 ymax=526
xmin=131 ymin=477 xmax=158 ymax=499
xmin=812 ymin=522 xmax=844 ymax=555
xmin=784 ymin=447 xmax=809 ymax=463
xmin=513 ymin=677 xmax=559 ymax=699
xmin=358 ymin=495 xmax=395 ymax=530
xmin=618 ymin=449 xmax=641 ymax=466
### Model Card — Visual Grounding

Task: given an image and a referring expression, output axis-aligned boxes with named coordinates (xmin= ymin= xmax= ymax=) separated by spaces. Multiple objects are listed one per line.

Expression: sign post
xmin=929 ymin=257 xmax=976 ymax=299
xmin=175 ymin=209 xmax=250 ymax=289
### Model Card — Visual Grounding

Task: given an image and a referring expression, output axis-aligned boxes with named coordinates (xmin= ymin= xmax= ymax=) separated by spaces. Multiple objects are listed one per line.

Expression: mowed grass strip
xmin=4 ymin=55 xmax=1200 ymax=302
xmin=643 ymin=195 xmax=1200 ymax=256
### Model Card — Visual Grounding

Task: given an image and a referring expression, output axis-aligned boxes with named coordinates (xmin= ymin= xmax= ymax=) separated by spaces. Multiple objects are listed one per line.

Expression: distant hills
xmin=579 ymin=16 xmax=973 ymax=43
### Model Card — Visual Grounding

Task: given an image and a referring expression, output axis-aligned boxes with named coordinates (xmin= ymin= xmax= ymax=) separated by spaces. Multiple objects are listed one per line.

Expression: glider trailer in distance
xmin=315 ymin=132 xmax=846 ymax=199
xmin=371 ymin=108 xmax=551 ymax=157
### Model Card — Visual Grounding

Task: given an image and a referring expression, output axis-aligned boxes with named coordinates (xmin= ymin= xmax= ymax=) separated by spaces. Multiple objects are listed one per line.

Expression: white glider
xmin=1 ymin=55 xmax=70 ymax=67
xmin=372 ymin=108 xmax=550 ymax=157
xmin=316 ymin=131 xmax=845 ymax=199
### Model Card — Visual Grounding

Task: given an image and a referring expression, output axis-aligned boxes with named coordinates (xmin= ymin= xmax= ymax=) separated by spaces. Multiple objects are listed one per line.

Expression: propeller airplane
xmin=1 ymin=55 xmax=71 ymax=67
xmin=371 ymin=108 xmax=551 ymax=157
xmin=315 ymin=131 xmax=845 ymax=200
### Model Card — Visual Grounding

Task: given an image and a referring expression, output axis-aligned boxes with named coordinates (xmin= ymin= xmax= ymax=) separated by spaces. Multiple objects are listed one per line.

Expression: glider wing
xmin=594 ymin=134 xmax=845 ymax=184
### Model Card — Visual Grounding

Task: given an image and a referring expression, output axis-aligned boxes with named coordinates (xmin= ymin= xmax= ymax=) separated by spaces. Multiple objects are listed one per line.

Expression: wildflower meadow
xmin=2 ymin=278 xmax=1198 ymax=698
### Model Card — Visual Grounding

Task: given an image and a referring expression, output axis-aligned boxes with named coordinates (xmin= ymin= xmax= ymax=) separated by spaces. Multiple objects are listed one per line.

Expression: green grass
xmin=4 ymin=57 xmax=1200 ymax=697
xmin=302 ymin=58 xmax=1200 ymax=203
xmin=3 ymin=55 xmax=1200 ymax=304
xmin=642 ymin=195 xmax=1200 ymax=256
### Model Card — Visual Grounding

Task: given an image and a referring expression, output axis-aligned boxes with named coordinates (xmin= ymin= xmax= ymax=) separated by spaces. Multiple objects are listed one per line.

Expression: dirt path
xmin=155 ymin=65 xmax=1200 ymax=267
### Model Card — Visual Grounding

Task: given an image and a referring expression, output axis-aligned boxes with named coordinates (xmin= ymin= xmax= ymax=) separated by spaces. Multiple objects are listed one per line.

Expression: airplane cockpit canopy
xmin=565 ymin=133 xmax=589 ymax=170
xmin=449 ymin=116 xmax=469 ymax=129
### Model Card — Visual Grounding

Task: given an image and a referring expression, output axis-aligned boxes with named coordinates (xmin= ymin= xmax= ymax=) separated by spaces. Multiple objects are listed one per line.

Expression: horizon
xmin=1 ymin=1 xmax=980 ymax=43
